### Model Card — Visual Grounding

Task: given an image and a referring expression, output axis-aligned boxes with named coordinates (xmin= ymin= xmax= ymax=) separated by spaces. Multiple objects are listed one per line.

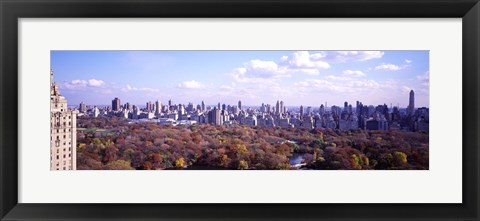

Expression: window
xmin=63 ymin=167 xmax=66 ymax=170
xmin=63 ymin=154 xmax=66 ymax=158
xmin=56 ymin=149 xmax=59 ymax=153
xmin=56 ymin=155 xmax=59 ymax=159
xmin=63 ymin=135 xmax=66 ymax=139
xmin=68 ymin=154 xmax=71 ymax=157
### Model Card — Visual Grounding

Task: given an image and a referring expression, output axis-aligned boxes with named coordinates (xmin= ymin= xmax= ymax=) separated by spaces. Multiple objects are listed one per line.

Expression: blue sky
xmin=51 ymin=50 xmax=429 ymax=108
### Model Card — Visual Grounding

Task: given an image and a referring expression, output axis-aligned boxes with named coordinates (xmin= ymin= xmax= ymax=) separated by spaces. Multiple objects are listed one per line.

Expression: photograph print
xmin=50 ymin=50 xmax=429 ymax=170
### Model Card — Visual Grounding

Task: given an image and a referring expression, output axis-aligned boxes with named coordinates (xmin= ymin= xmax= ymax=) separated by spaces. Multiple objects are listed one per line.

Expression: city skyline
xmin=51 ymin=50 xmax=429 ymax=107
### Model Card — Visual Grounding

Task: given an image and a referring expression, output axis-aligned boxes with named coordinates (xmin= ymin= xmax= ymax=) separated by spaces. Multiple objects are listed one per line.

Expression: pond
xmin=289 ymin=152 xmax=307 ymax=168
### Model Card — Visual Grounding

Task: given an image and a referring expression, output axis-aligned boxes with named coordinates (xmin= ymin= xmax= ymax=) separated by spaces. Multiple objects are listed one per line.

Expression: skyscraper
xmin=112 ymin=97 xmax=121 ymax=111
xmin=280 ymin=101 xmax=284 ymax=114
xmin=408 ymin=90 xmax=415 ymax=116
xmin=50 ymin=69 xmax=77 ymax=170
xmin=300 ymin=105 xmax=304 ymax=118
xmin=155 ymin=100 xmax=161 ymax=115
xmin=208 ymin=108 xmax=221 ymax=125
xmin=201 ymin=100 xmax=206 ymax=112
xmin=276 ymin=100 xmax=280 ymax=114
xmin=146 ymin=101 xmax=153 ymax=112
xmin=79 ymin=102 xmax=86 ymax=113
xmin=238 ymin=100 xmax=242 ymax=110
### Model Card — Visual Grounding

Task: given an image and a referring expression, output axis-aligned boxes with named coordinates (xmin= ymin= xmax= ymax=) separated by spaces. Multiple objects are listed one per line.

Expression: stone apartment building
xmin=50 ymin=70 xmax=77 ymax=170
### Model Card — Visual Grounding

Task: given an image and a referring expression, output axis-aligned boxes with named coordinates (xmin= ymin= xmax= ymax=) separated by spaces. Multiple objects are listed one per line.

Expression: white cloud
xmin=220 ymin=85 xmax=234 ymax=91
xmin=342 ymin=70 xmax=366 ymax=77
xmin=122 ymin=84 xmax=159 ymax=92
xmin=294 ymin=79 xmax=347 ymax=92
xmin=295 ymin=77 xmax=396 ymax=95
xmin=228 ymin=51 xmax=386 ymax=84
xmin=229 ymin=51 xmax=333 ymax=84
xmin=87 ymin=79 xmax=104 ymax=87
xmin=405 ymin=59 xmax=412 ymax=64
xmin=347 ymin=79 xmax=381 ymax=89
xmin=402 ymin=86 xmax=413 ymax=93
xmin=325 ymin=75 xmax=352 ymax=81
xmin=243 ymin=60 xmax=285 ymax=78
xmin=177 ymin=80 xmax=206 ymax=89
xmin=374 ymin=63 xmax=403 ymax=71
xmin=280 ymin=51 xmax=330 ymax=69
xmin=327 ymin=51 xmax=384 ymax=63
xmin=417 ymin=71 xmax=429 ymax=81
xmin=62 ymin=79 xmax=105 ymax=90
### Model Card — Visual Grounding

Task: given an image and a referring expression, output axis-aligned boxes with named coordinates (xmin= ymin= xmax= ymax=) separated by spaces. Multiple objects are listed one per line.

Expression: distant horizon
xmin=68 ymin=99 xmax=426 ymax=109
xmin=52 ymin=50 xmax=429 ymax=107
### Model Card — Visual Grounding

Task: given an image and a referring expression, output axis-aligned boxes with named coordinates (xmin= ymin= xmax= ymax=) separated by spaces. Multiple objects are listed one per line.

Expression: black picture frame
xmin=1 ymin=0 xmax=479 ymax=220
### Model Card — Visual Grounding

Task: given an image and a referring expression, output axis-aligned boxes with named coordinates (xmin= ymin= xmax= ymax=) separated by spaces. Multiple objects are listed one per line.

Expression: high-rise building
xmin=50 ymin=69 xmax=77 ymax=170
xmin=146 ymin=101 xmax=153 ymax=112
xmin=112 ymin=97 xmax=121 ymax=111
xmin=319 ymin=104 xmax=325 ymax=115
xmin=408 ymin=90 xmax=415 ymax=116
xmin=276 ymin=100 xmax=280 ymax=114
xmin=208 ymin=108 xmax=222 ymax=125
xmin=201 ymin=101 xmax=206 ymax=112
xmin=187 ymin=102 xmax=195 ymax=112
xmin=155 ymin=100 xmax=161 ymax=115
xmin=79 ymin=102 xmax=86 ymax=113
xmin=300 ymin=105 xmax=304 ymax=117
xmin=93 ymin=106 xmax=100 ymax=117
xmin=280 ymin=101 xmax=284 ymax=114
xmin=238 ymin=100 xmax=242 ymax=110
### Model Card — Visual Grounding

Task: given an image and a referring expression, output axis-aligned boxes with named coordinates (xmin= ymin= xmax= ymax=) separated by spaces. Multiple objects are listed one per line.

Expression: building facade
xmin=50 ymin=70 xmax=77 ymax=170
xmin=112 ymin=97 xmax=121 ymax=112
xmin=407 ymin=90 xmax=415 ymax=116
